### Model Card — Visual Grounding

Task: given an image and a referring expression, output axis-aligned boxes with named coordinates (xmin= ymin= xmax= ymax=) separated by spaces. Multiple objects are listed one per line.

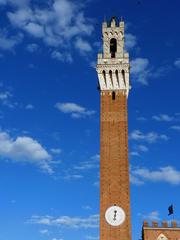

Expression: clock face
xmin=105 ymin=205 xmax=125 ymax=226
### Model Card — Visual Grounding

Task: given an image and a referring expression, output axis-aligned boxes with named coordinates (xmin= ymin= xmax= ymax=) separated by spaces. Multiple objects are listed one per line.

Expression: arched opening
xmin=157 ymin=234 xmax=168 ymax=240
xmin=112 ymin=91 xmax=116 ymax=100
xmin=110 ymin=38 xmax=117 ymax=58
xmin=115 ymin=70 xmax=120 ymax=87
xmin=102 ymin=70 xmax=107 ymax=87
xmin=109 ymin=70 xmax=113 ymax=87
xmin=122 ymin=69 xmax=126 ymax=87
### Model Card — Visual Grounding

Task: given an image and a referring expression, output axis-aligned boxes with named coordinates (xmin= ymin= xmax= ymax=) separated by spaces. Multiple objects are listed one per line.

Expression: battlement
xmin=143 ymin=220 xmax=180 ymax=229
xmin=103 ymin=16 xmax=124 ymax=28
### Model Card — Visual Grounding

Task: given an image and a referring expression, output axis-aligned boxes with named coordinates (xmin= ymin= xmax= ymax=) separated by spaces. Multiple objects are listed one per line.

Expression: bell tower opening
xmin=110 ymin=38 xmax=117 ymax=58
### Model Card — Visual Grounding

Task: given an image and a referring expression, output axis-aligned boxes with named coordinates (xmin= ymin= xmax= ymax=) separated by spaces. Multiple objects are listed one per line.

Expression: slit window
xmin=110 ymin=38 xmax=117 ymax=58
xmin=112 ymin=91 xmax=116 ymax=100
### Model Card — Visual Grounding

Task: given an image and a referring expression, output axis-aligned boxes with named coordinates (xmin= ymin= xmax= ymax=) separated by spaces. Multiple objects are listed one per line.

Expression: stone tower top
xmin=96 ymin=17 xmax=130 ymax=96
xmin=102 ymin=17 xmax=125 ymax=58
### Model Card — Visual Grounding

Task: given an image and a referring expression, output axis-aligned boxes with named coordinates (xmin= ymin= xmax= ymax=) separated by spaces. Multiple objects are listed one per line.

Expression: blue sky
xmin=0 ymin=0 xmax=180 ymax=240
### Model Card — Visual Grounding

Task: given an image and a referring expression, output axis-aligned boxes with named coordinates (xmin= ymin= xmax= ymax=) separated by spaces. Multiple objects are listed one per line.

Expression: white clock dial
xmin=105 ymin=205 xmax=125 ymax=226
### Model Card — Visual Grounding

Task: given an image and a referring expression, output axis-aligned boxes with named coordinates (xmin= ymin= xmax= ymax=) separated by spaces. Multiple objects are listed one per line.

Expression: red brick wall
xmin=100 ymin=90 xmax=131 ymax=240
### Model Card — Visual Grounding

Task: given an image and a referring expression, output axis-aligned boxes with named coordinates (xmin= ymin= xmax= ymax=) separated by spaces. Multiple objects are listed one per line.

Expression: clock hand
xmin=113 ymin=210 xmax=117 ymax=221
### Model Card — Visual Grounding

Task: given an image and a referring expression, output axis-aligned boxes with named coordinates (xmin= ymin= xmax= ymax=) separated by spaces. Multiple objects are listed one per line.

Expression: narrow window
xmin=102 ymin=70 xmax=107 ymax=87
xmin=122 ymin=69 xmax=126 ymax=87
xmin=112 ymin=91 xmax=116 ymax=100
xmin=109 ymin=70 xmax=113 ymax=87
xmin=115 ymin=70 xmax=120 ymax=87
xmin=110 ymin=38 xmax=117 ymax=58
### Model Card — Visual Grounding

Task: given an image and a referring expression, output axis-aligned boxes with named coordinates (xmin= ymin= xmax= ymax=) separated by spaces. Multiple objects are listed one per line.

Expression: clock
xmin=105 ymin=205 xmax=125 ymax=226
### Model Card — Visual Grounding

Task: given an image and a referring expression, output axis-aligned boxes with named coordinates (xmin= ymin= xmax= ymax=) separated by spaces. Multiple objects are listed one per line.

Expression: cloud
xmin=6 ymin=0 xmax=94 ymax=58
xmin=130 ymin=174 xmax=144 ymax=186
xmin=0 ymin=90 xmax=17 ymax=108
xmin=0 ymin=130 xmax=52 ymax=173
xmin=29 ymin=214 xmax=99 ymax=229
xmin=25 ymin=104 xmax=34 ymax=109
xmin=74 ymin=37 xmax=92 ymax=55
xmin=170 ymin=125 xmax=180 ymax=131
xmin=174 ymin=58 xmax=180 ymax=68
xmin=51 ymin=50 xmax=72 ymax=63
xmin=50 ymin=148 xmax=62 ymax=154
xmin=86 ymin=236 xmax=99 ymax=240
xmin=138 ymin=211 xmax=160 ymax=221
xmin=26 ymin=43 xmax=39 ymax=52
xmin=0 ymin=0 xmax=30 ymax=7
xmin=125 ymin=33 xmax=137 ymax=51
xmin=130 ymin=58 xmax=150 ymax=85
xmin=39 ymin=229 xmax=49 ymax=235
xmin=0 ymin=29 xmax=23 ymax=50
xmin=131 ymin=166 xmax=180 ymax=185
xmin=55 ymin=102 xmax=95 ymax=119
xmin=152 ymin=114 xmax=174 ymax=122
xmin=136 ymin=116 xmax=147 ymax=121
xmin=129 ymin=130 xmax=168 ymax=143
xmin=63 ymin=174 xmax=83 ymax=180
xmin=82 ymin=205 xmax=92 ymax=210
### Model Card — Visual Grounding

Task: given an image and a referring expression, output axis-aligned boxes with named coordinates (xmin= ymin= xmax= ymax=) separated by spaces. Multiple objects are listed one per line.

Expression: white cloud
xmin=25 ymin=104 xmax=34 ymax=109
xmin=63 ymin=174 xmax=83 ymax=180
xmin=0 ymin=0 xmax=29 ymax=7
xmin=75 ymin=37 xmax=92 ymax=55
xmin=6 ymin=0 xmax=94 ymax=58
xmin=130 ymin=58 xmax=150 ymax=85
xmin=0 ymin=130 xmax=52 ymax=173
xmin=0 ymin=90 xmax=17 ymax=108
xmin=130 ymin=174 xmax=144 ymax=186
xmin=86 ymin=236 xmax=99 ymax=240
xmin=170 ymin=125 xmax=180 ymax=131
xmin=82 ymin=205 xmax=92 ymax=210
xmin=138 ymin=211 xmax=160 ymax=221
xmin=136 ymin=116 xmax=147 ymax=121
xmin=39 ymin=229 xmax=49 ymax=235
xmin=152 ymin=114 xmax=174 ymax=122
xmin=174 ymin=58 xmax=180 ymax=68
xmin=50 ymin=148 xmax=62 ymax=154
xmin=0 ymin=29 xmax=23 ymax=50
xmin=26 ymin=43 xmax=39 ymax=52
xmin=129 ymin=130 xmax=168 ymax=143
xmin=51 ymin=50 xmax=72 ymax=63
xmin=129 ymin=151 xmax=139 ymax=157
xmin=29 ymin=214 xmax=99 ymax=229
xmin=125 ymin=33 xmax=137 ymax=51
xmin=131 ymin=166 xmax=180 ymax=185
xmin=55 ymin=102 xmax=95 ymax=119
xmin=136 ymin=145 xmax=149 ymax=152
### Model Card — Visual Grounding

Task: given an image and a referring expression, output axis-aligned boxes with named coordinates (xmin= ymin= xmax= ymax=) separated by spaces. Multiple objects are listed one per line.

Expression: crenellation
xmin=162 ymin=221 xmax=168 ymax=228
xmin=152 ymin=221 xmax=159 ymax=228
xmin=143 ymin=221 xmax=180 ymax=229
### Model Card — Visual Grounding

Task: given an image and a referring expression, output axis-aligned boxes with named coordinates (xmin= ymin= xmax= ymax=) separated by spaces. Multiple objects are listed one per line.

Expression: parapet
xmin=143 ymin=220 xmax=179 ymax=228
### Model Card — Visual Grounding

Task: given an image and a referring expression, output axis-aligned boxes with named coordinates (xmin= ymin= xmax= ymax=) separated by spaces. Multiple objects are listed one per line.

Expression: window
xmin=112 ymin=91 xmax=116 ymax=100
xmin=110 ymin=38 xmax=117 ymax=58
xmin=157 ymin=234 xmax=168 ymax=240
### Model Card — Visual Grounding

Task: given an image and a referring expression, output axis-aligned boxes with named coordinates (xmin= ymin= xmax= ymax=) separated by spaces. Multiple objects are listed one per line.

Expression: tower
xmin=96 ymin=17 xmax=131 ymax=240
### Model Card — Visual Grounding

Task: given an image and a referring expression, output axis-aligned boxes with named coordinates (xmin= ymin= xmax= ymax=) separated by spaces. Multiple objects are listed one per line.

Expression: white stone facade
xmin=96 ymin=17 xmax=130 ymax=97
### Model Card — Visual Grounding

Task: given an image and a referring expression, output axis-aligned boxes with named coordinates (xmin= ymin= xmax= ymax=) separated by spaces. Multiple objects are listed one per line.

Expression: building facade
xmin=143 ymin=221 xmax=180 ymax=240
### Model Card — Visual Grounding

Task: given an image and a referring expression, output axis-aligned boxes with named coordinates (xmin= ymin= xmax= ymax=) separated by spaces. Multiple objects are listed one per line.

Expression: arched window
xmin=110 ymin=38 xmax=117 ymax=58
xmin=109 ymin=70 xmax=113 ymax=87
xmin=157 ymin=234 xmax=168 ymax=240
xmin=102 ymin=70 xmax=107 ymax=87
xmin=122 ymin=69 xmax=126 ymax=87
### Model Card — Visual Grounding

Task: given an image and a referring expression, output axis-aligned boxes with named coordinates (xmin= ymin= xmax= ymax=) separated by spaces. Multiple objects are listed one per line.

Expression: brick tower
xmin=96 ymin=17 xmax=131 ymax=240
